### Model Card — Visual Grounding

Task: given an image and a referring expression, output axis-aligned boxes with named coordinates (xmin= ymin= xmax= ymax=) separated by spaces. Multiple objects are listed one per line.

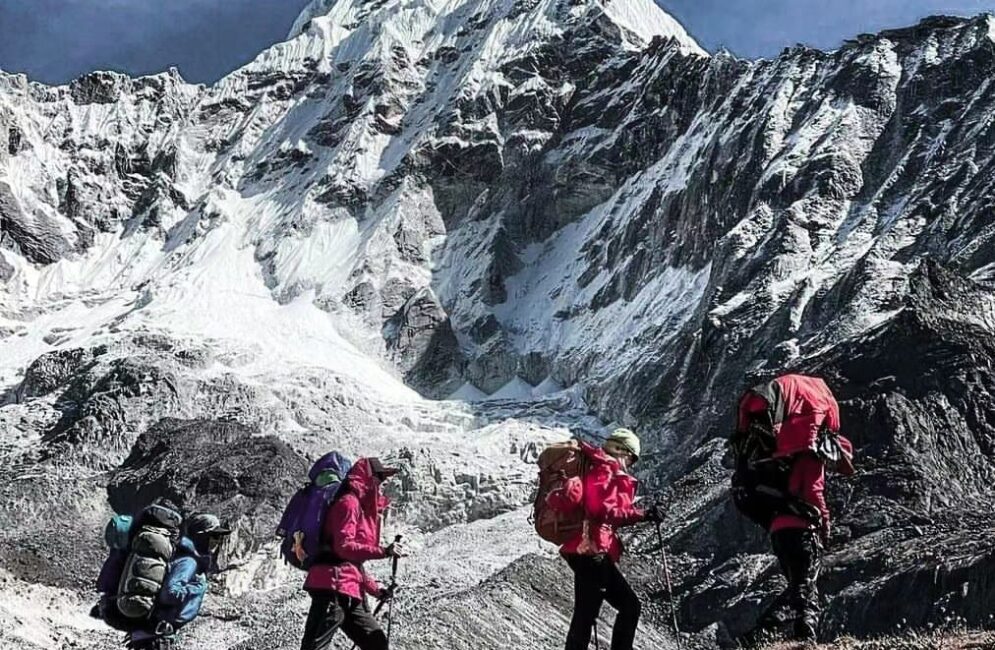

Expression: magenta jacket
xmin=304 ymin=459 xmax=388 ymax=599
xmin=556 ymin=443 xmax=646 ymax=563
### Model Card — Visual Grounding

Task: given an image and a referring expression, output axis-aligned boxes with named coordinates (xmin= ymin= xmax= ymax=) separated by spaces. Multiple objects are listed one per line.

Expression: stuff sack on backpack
xmin=97 ymin=515 xmax=133 ymax=593
xmin=105 ymin=514 xmax=133 ymax=551
xmin=729 ymin=374 xmax=849 ymax=529
xmin=92 ymin=514 xmax=140 ymax=631
xmin=533 ymin=440 xmax=589 ymax=545
xmin=116 ymin=504 xmax=183 ymax=619
xmin=276 ymin=451 xmax=352 ymax=570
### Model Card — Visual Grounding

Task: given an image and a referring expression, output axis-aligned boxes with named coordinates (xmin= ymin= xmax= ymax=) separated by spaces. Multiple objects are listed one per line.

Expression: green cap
xmin=605 ymin=428 xmax=641 ymax=459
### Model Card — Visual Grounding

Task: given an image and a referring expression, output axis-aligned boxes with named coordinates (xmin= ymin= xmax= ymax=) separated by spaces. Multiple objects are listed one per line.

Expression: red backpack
xmin=533 ymin=440 xmax=589 ymax=545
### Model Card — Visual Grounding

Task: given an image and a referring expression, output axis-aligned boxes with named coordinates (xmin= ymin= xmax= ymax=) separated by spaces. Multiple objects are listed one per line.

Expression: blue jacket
xmin=157 ymin=537 xmax=211 ymax=627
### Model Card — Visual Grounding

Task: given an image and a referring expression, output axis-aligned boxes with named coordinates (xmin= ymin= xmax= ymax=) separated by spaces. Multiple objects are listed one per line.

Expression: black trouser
xmin=754 ymin=528 xmax=822 ymax=641
xmin=564 ymin=554 xmax=641 ymax=650
xmin=300 ymin=592 xmax=388 ymax=650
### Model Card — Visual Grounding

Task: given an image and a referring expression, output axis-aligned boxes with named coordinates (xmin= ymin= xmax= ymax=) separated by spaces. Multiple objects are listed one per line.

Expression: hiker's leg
xmin=564 ymin=555 xmax=605 ymax=650
xmin=300 ymin=592 xmax=347 ymax=650
xmin=340 ymin=597 xmax=389 ymax=650
xmin=740 ymin=533 xmax=795 ymax=646
xmin=791 ymin=530 xmax=822 ymax=641
xmin=773 ymin=529 xmax=820 ymax=641
xmin=599 ymin=560 xmax=641 ymax=650
xmin=750 ymin=586 xmax=790 ymax=637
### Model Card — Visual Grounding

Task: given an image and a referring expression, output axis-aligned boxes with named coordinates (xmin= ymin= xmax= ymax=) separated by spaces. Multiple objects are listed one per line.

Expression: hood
xmin=345 ymin=458 xmax=390 ymax=511
xmin=175 ymin=536 xmax=212 ymax=571
xmin=308 ymin=450 xmax=352 ymax=483
xmin=580 ymin=441 xmax=622 ymax=468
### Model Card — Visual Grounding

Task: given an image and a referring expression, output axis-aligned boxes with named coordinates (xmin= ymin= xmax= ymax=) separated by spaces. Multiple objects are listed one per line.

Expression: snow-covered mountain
xmin=3 ymin=0 xmax=995 ymax=647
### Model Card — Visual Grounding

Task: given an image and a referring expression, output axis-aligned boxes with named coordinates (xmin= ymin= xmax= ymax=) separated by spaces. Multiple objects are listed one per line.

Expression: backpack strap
xmin=311 ymin=486 xmax=351 ymax=567
xmin=762 ymin=451 xmax=824 ymax=525
xmin=753 ymin=482 xmax=823 ymax=524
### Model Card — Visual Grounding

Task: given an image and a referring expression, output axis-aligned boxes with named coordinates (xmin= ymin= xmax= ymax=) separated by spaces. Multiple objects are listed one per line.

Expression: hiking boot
xmin=792 ymin=617 xmax=818 ymax=642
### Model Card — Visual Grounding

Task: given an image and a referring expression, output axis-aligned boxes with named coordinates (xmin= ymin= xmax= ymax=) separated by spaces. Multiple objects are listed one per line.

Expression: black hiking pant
xmin=753 ymin=528 xmax=822 ymax=642
xmin=300 ymin=591 xmax=388 ymax=650
xmin=564 ymin=554 xmax=641 ymax=650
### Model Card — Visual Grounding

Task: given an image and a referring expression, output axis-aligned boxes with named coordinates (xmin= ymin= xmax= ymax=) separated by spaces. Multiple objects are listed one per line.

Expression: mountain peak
xmin=288 ymin=0 xmax=335 ymax=38
xmin=599 ymin=0 xmax=706 ymax=55
xmin=288 ymin=0 xmax=706 ymax=56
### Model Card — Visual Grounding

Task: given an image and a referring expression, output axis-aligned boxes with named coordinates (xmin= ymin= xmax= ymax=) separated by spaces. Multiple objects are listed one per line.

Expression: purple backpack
xmin=276 ymin=451 xmax=352 ymax=570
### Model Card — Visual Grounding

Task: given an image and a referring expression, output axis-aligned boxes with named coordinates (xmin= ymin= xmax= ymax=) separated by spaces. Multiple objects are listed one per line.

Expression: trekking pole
xmin=656 ymin=522 xmax=682 ymax=649
xmin=386 ymin=534 xmax=401 ymax=643
xmin=349 ymin=535 xmax=402 ymax=650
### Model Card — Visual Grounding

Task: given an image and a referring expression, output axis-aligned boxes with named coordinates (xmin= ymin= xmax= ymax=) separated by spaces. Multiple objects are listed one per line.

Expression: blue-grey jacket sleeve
xmin=159 ymin=557 xmax=203 ymax=606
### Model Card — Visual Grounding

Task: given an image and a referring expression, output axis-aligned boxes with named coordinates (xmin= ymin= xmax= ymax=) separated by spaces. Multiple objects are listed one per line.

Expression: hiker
xmin=125 ymin=513 xmax=231 ymax=650
xmin=557 ymin=428 xmax=665 ymax=650
xmin=730 ymin=374 xmax=854 ymax=644
xmin=299 ymin=457 xmax=404 ymax=650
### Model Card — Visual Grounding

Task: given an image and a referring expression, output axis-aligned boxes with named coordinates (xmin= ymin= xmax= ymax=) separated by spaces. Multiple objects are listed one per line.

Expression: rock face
xmin=3 ymin=0 xmax=995 ymax=647
xmin=672 ymin=261 xmax=995 ymax=641
xmin=106 ymin=418 xmax=309 ymax=550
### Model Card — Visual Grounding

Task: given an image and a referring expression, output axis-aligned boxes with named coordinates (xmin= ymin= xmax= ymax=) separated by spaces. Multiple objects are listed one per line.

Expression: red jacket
xmin=304 ymin=459 xmax=388 ymax=599
xmin=770 ymin=375 xmax=841 ymax=459
xmin=739 ymin=374 xmax=844 ymax=535
xmin=558 ymin=443 xmax=645 ymax=563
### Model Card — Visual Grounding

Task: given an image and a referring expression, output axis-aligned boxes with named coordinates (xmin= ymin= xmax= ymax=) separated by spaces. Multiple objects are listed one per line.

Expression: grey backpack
xmin=116 ymin=504 xmax=183 ymax=619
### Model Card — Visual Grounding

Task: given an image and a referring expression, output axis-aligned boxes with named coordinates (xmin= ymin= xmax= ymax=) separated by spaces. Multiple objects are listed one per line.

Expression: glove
xmin=383 ymin=542 xmax=406 ymax=559
xmin=377 ymin=583 xmax=397 ymax=602
xmin=643 ymin=501 xmax=667 ymax=523
xmin=189 ymin=575 xmax=208 ymax=596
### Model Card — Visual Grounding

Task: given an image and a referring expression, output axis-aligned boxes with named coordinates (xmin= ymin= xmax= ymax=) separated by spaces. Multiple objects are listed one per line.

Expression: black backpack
xmin=729 ymin=414 xmax=821 ymax=530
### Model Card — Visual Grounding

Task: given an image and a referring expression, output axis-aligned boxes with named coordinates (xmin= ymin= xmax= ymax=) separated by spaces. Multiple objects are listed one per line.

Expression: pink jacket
xmin=304 ymin=459 xmax=388 ymax=599
xmin=558 ymin=443 xmax=645 ymax=563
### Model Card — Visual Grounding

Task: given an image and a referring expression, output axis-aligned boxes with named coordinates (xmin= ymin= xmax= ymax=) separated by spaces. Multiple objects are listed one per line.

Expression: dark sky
xmin=659 ymin=0 xmax=995 ymax=58
xmin=0 ymin=0 xmax=313 ymax=85
xmin=1 ymin=0 xmax=994 ymax=85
